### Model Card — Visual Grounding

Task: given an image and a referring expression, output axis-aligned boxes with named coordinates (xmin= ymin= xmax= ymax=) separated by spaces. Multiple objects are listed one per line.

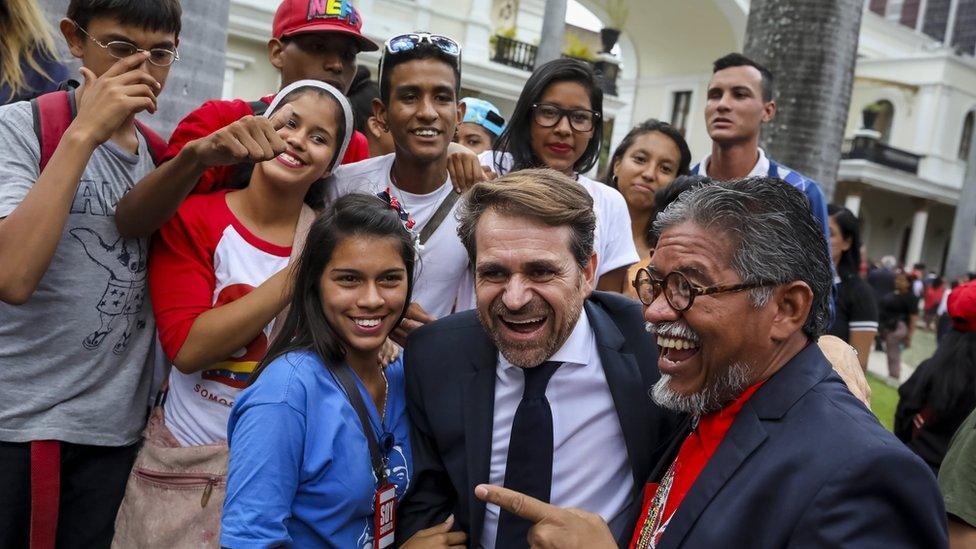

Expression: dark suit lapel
xmin=462 ymin=330 xmax=498 ymax=545
xmin=587 ymin=300 xmax=652 ymax=485
xmin=657 ymin=407 xmax=768 ymax=549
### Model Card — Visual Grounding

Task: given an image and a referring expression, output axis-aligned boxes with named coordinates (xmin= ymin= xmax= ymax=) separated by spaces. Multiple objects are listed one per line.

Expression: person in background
xmin=114 ymin=0 xmax=378 ymax=238
xmin=826 ymin=204 xmax=878 ymax=371
xmin=938 ymin=407 xmax=976 ymax=548
xmin=221 ymin=194 xmax=422 ymax=549
xmin=879 ymin=272 xmax=919 ymax=381
xmin=896 ymin=280 xmax=976 ymax=475
xmin=448 ymin=58 xmax=639 ymax=293
xmin=0 ymin=0 xmax=69 ymax=104
xmin=347 ymin=64 xmax=395 ymax=158
xmin=605 ymin=119 xmax=691 ymax=298
xmin=925 ymin=276 xmax=946 ymax=330
xmin=0 ymin=0 xmax=180 ymax=544
xmin=456 ymin=97 xmax=505 ymax=155
xmin=937 ymin=279 xmax=962 ymax=344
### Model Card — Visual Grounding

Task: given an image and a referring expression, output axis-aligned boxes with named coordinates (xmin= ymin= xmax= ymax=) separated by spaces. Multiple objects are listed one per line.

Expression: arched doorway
xmin=862 ymin=100 xmax=895 ymax=144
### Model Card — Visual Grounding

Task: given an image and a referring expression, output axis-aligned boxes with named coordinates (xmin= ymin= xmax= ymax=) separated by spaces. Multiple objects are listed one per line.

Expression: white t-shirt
xmin=327 ymin=154 xmax=473 ymax=319
xmin=479 ymin=151 xmax=639 ymax=281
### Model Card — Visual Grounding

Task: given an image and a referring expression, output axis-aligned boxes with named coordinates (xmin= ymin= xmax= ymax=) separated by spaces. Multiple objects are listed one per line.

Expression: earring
xmin=611 ymin=174 xmax=619 ymax=186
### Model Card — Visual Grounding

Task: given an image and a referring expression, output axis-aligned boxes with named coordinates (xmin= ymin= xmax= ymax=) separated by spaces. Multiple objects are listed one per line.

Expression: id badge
xmin=373 ymin=483 xmax=397 ymax=549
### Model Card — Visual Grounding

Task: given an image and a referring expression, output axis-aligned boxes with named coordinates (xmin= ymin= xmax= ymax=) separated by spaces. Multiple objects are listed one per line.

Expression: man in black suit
xmin=474 ymin=177 xmax=947 ymax=548
xmin=396 ymin=169 xmax=677 ymax=548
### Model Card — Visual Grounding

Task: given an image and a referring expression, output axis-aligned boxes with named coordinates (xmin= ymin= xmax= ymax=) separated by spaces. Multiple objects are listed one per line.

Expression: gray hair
xmin=652 ymin=177 xmax=833 ymax=338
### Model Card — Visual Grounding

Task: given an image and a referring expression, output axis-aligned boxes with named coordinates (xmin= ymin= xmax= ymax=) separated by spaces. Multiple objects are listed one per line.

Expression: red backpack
xmin=30 ymin=89 xmax=168 ymax=170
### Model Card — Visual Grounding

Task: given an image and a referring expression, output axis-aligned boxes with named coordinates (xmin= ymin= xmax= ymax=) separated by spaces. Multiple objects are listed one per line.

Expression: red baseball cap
xmin=272 ymin=0 xmax=379 ymax=52
xmin=948 ymin=280 xmax=976 ymax=333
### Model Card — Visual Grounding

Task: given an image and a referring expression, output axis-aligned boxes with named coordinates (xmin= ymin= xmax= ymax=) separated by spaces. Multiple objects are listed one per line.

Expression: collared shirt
xmin=630 ymin=382 xmax=765 ymax=549
xmin=695 ymin=147 xmax=771 ymax=179
xmin=480 ymin=310 xmax=634 ymax=548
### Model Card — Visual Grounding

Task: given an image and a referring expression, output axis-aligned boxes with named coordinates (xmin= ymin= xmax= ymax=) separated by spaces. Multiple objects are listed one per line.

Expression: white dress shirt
xmin=480 ymin=310 xmax=634 ymax=548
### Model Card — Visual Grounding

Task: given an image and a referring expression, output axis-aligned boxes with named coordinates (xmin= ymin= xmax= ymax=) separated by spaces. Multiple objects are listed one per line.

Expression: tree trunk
xmin=536 ymin=0 xmax=568 ymax=66
xmin=39 ymin=0 xmax=230 ymax=137
xmin=743 ymin=0 xmax=863 ymax=200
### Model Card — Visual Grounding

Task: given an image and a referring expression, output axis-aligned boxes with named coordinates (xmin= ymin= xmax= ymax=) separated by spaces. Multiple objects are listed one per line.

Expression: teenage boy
xmin=115 ymin=0 xmax=378 ymax=237
xmin=0 ymin=1 xmax=181 ymax=546
xmin=327 ymin=33 xmax=468 ymax=342
xmin=690 ymin=52 xmax=829 ymax=242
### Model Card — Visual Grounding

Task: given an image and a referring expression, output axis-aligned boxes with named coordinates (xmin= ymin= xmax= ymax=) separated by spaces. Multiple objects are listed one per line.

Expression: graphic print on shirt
xmin=69 ymin=227 xmax=147 ymax=354
xmin=200 ymin=282 xmax=269 ymax=389
xmin=358 ymin=445 xmax=411 ymax=548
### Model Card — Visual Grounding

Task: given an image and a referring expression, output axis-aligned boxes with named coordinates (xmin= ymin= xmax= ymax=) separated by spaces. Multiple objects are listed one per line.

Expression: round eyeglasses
xmin=531 ymin=103 xmax=600 ymax=133
xmin=632 ymin=268 xmax=776 ymax=311
xmin=73 ymin=22 xmax=179 ymax=67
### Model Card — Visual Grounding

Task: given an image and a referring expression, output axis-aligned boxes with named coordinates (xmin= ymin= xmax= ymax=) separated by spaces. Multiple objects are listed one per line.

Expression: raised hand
xmin=446 ymin=142 xmax=492 ymax=193
xmin=73 ymin=52 xmax=160 ymax=145
xmin=474 ymin=484 xmax=617 ymax=549
xmin=187 ymin=103 xmax=293 ymax=168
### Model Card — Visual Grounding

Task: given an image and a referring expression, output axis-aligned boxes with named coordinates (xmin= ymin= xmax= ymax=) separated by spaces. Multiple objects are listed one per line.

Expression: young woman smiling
xmin=606 ymin=119 xmax=691 ymax=299
xmin=448 ymin=59 xmax=639 ymax=294
xmin=220 ymin=193 xmax=422 ymax=548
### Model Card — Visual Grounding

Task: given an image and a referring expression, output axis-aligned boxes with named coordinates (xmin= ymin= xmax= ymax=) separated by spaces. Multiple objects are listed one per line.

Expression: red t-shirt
xmin=161 ymin=95 xmax=369 ymax=194
xmin=630 ymin=382 xmax=765 ymax=549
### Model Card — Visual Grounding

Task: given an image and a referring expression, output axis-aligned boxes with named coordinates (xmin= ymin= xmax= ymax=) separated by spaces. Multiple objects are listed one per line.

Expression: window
xmin=670 ymin=91 xmax=692 ymax=136
xmin=960 ymin=111 xmax=975 ymax=161
xmin=862 ymin=100 xmax=895 ymax=144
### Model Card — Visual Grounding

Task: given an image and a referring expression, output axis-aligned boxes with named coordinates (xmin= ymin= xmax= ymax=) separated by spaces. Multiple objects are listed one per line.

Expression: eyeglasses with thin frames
xmin=531 ymin=103 xmax=600 ymax=133
xmin=632 ymin=268 xmax=776 ymax=311
xmin=73 ymin=22 xmax=180 ymax=67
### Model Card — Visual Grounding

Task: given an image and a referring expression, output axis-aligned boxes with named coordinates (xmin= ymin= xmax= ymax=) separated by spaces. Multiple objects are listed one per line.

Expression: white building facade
xmin=223 ymin=0 xmax=975 ymax=273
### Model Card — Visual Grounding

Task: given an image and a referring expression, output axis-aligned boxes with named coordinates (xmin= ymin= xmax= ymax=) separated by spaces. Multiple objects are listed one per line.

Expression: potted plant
xmin=563 ymin=34 xmax=597 ymax=62
xmin=600 ymin=0 xmax=628 ymax=53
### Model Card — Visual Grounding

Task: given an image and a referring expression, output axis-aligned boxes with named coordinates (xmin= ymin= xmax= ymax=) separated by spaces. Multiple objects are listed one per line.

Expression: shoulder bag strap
xmin=419 ymin=190 xmax=460 ymax=246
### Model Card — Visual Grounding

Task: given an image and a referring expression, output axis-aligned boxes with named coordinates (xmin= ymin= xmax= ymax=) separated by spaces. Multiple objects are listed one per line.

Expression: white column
xmin=969 ymin=236 xmax=976 ymax=273
xmin=905 ymin=203 xmax=929 ymax=268
xmin=844 ymin=193 xmax=862 ymax=216
xmin=945 ymin=0 xmax=960 ymax=47
xmin=464 ymin=0 xmax=493 ymax=63
xmin=915 ymin=0 xmax=928 ymax=33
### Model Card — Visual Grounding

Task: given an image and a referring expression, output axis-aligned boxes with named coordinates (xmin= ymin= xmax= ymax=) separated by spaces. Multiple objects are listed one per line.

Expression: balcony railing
xmin=491 ymin=35 xmax=537 ymax=72
xmin=490 ymin=35 xmax=619 ymax=96
xmin=842 ymin=134 xmax=922 ymax=174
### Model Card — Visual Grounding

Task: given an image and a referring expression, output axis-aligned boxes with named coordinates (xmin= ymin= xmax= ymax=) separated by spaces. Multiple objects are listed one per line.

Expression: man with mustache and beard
xmin=474 ymin=177 xmax=947 ymax=549
xmin=396 ymin=169 xmax=678 ymax=548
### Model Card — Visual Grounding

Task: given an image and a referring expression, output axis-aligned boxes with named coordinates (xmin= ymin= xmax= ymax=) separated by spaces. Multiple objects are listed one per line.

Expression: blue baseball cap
xmin=461 ymin=97 xmax=505 ymax=137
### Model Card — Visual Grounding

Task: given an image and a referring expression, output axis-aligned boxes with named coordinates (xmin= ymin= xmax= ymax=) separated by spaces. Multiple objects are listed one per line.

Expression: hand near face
xmin=391 ymin=302 xmax=435 ymax=346
xmin=446 ymin=142 xmax=491 ymax=193
xmin=74 ymin=53 xmax=161 ymax=145
xmin=187 ymin=104 xmax=292 ymax=168
xmin=474 ymin=484 xmax=617 ymax=549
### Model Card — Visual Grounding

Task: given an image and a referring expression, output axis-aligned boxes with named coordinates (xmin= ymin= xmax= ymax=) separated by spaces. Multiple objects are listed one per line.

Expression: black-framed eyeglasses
xmin=531 ymin=103 xmax=600 ymax=133
xmin=73 ymin=22 xmax=179 ymax=67
xmin=378 ymin=32 xmax=461 ymax=88
xmin=632 ymin=268 xmax=776 ymax=311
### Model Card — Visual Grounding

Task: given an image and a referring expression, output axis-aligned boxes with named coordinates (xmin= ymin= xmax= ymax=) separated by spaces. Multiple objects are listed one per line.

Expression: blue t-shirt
xmin=221 ymin=351 xmax=412 ymax=549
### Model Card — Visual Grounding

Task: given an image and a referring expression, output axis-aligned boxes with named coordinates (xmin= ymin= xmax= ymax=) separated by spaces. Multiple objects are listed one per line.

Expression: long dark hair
xmin=493 ymin=58 xmax=604 ymax=174
xmin=606 ymin=119 xmax=692 ymax=188
xmin=827 ymin=204 xmax=862 ymax=278
xmin=229 ymin=86 xmax=348 ymax=209
xmin=248 ymin=194 xmax=416 ymax=384
xmin=912 ymin=330 xmax=976 ymax=425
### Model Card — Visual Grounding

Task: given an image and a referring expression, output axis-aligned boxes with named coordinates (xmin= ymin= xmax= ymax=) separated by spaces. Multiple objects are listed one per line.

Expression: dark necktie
xmin=495 ymin=360 xmax=563 ymax=548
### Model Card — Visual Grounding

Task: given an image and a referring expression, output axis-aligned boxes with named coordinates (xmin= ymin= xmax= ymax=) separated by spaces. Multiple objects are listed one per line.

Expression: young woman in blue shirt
xmin=221 ymin=193 xmax=421 ymax=548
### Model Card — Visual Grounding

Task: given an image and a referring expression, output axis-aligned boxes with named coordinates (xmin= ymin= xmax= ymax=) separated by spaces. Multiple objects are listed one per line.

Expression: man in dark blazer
xmin=395 ymin=169 xmax=677 ymax=548
xmin=474 ymin=177 xmax=948 ymax=548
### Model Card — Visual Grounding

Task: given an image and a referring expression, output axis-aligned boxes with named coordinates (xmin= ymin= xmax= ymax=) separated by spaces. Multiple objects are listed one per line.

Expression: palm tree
xmin=40 ymin=0 xmax=231 ymax=136
xmin=743 ymin=0 xmax=864 ymax=200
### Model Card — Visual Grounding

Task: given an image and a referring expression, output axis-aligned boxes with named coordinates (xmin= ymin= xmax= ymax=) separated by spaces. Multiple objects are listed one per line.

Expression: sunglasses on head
xmin=378 ymin=33 xmax=462 ymax=88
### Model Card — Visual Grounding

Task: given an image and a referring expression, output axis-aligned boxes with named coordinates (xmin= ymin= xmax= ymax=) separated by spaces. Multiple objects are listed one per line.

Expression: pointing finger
xmin=474 ymin=484 xmax=555 ymax=524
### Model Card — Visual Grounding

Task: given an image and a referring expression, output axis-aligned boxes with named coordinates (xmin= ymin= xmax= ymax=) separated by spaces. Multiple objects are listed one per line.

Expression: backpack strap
xmin=134 ymin=120 xmax=168 ymax=166
xmin=32 ymin=89 xmax=168 ymax=168
xmin=31 ymin=90 xmax=75 ymax=172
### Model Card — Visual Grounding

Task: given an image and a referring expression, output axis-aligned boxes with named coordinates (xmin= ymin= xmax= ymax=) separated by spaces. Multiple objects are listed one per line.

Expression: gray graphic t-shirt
xmin=0 ymin=98 xmax=156 ymax=446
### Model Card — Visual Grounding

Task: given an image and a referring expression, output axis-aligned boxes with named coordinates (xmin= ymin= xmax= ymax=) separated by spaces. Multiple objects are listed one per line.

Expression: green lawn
xmin=868 ymin=373 xmax=898 ymax=431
